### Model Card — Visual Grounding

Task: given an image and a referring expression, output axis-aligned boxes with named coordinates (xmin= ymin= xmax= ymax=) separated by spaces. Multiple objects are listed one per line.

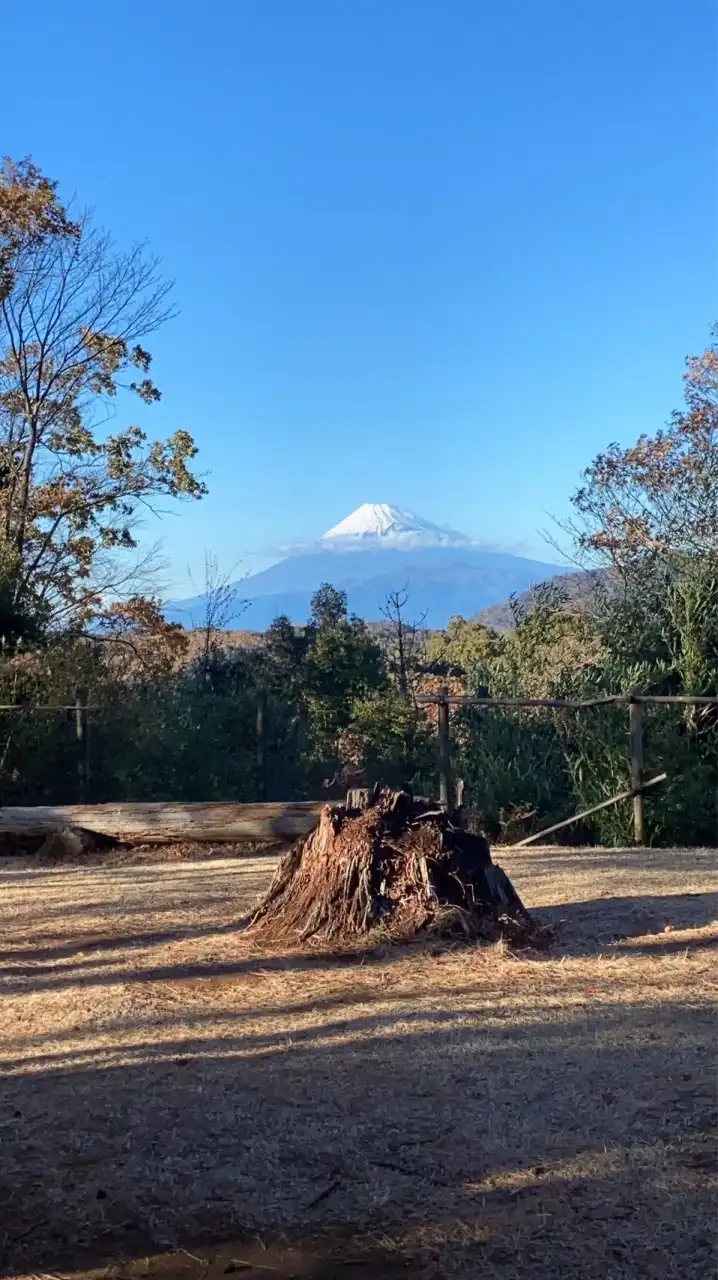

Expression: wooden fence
xmin=0 ymin=689 xmax=273 ymax=807
xmin=419 ymin=691 xmax=718 ymax=846
xmin=0 ymin=689 xmax=717 ymax=847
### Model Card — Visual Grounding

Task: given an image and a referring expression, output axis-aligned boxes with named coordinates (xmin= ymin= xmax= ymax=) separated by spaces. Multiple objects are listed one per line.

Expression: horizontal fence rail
xmin=417 ymin=694 xmax=718 ymax=707
xmin=0 ymin=704 xmax=102 ymax=711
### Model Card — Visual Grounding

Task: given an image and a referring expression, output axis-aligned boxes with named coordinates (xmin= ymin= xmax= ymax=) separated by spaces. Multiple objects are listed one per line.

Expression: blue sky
xmin=4 ymin=0 xmax=716 ymax=593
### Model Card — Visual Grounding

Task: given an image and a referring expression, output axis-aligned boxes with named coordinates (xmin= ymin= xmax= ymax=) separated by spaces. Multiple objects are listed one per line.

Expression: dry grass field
xmin=0 ymin=844 xmax=716 ymax=1279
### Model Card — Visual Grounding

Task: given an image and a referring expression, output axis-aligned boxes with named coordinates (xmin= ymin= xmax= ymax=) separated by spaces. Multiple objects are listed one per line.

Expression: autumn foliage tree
xmin=571 ymin=327 xmax=718 ymax=570
xmin=445 ymin=328 xmax=718 ymax=844
xmin=567 ymin=330 xmax=718 ymax=702
xmin=0 ymin=157 xmax=205 ymax=631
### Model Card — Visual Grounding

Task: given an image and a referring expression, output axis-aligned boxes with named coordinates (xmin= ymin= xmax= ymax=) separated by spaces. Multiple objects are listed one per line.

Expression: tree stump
xmin=247 ymin=788 xmax=547 ymax=947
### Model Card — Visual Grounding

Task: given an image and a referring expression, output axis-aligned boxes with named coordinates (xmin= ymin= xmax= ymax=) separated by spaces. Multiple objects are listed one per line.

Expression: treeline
xmin=1 ymin=552 xmax=716 ymax=846
xmin=0 ymin=584 xmax=436 ymax=810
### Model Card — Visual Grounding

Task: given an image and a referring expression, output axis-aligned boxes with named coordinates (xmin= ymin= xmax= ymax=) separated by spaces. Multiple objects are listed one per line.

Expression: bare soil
xmin=0 ymin=845 xmax=715 ymax=1279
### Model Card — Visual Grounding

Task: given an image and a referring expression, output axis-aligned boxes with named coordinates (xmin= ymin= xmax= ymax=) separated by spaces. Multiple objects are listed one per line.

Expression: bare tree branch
xmin=380 ymin=586 xmax=428 ymax=702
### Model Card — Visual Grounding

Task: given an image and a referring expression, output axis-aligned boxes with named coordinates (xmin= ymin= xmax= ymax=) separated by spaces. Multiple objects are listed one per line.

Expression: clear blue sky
xmin=5 ymin=0 xmax=716 ymax=592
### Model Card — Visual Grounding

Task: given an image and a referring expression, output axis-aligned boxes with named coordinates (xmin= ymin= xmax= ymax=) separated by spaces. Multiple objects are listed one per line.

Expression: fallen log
xmin=0 ymin=800 xmax=323 ymax=844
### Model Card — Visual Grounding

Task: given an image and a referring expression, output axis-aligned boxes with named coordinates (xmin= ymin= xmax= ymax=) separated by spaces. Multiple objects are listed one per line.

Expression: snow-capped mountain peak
xmin=321 ymin=503 xmax=470 ymax=548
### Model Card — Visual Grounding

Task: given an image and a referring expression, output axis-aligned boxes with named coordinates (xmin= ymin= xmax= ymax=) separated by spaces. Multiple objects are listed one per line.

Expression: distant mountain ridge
xmin=166 ymin=503 xmax=570 ymax=630
xmin=474 ymin=568 xmax=610 ymax=630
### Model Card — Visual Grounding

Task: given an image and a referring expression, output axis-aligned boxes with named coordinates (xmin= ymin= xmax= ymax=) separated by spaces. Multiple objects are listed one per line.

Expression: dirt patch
xmin=0 ymin=846 xmax=716 ymax=1279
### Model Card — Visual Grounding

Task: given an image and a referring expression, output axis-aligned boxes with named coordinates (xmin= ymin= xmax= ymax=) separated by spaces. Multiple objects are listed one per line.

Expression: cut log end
xmin=246 ymin=787 xmax=549 ymax=949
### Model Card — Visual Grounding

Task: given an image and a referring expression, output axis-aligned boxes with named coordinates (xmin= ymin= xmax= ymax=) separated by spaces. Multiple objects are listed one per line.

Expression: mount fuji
xmin=167 ymin=504 xmax=566 ymax=630
xmin=320 ymin=503 xmax=471 ymax=548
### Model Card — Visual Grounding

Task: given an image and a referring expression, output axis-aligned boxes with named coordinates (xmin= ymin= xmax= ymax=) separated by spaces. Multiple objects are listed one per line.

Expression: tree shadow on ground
xmin=541 ymin=890 xmax=718 ymax=955
xmin=1 ymin=846 xmax=716 ymax=1278
xmin=1 ymin=996 xmax=715 ymax=1280
xmin=1 ymin=888 xmax=715 ymax=989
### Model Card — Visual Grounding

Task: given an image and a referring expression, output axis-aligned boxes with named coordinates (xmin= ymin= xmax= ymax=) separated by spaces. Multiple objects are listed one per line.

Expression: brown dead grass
xmin=0 ymin=846 xmax=716 ymax=1279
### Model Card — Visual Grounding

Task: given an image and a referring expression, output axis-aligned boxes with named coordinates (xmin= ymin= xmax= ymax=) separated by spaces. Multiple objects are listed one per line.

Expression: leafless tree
xmin=380 ymin=586 xmax=428 ymax=700
xmin=192 ymin=552 xmax=247 ymax=682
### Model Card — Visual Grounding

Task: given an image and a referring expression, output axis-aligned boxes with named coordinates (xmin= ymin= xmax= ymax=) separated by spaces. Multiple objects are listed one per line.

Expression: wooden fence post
xmin=471 ymin=683 xmax=489 ymax=815
xmin=256 ymin=689 xmax=267 ymax=801
xmin=629 ymin=693 xmax=645 ymax=845
xmin=75 ymin=690 xmax=90 ymax=804
xmin=715 ymin=725 xmax=718 ymax=850
xmin=437 ymin=691 xmax=452 ymax=810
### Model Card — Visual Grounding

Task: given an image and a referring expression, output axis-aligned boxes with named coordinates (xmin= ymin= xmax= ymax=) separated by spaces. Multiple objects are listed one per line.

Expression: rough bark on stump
xmin=246 ymin=788 xmax=546 ymax=946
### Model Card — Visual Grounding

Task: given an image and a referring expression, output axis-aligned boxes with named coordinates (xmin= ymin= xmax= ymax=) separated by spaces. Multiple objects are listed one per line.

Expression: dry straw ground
xmin=0 ymin=844 xmax=716 ymax=1279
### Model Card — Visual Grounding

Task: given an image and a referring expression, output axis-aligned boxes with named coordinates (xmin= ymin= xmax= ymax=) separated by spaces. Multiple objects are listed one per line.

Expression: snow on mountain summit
xmin=321 ymin=503 xmax=470 ymax=547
